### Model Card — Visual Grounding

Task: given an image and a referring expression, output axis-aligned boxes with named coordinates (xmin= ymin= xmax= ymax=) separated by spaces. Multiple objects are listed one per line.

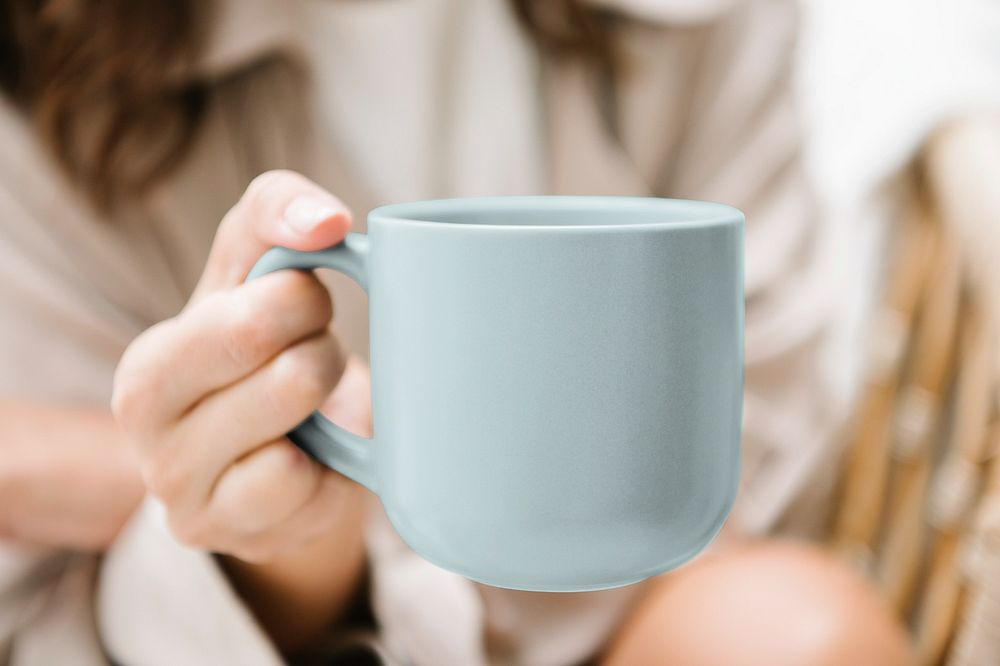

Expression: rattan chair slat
xmin=828 ymin=120 xmax=1000 ymax=663
xmin=833 ymin=205 xmax=938 ymax=566
xmin=879 ymin=235 xmax=962 ymax=614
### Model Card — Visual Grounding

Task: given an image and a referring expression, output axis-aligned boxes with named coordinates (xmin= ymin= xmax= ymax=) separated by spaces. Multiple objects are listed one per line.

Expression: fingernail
xmin=283 ymin=196 xmax=341 ymax=235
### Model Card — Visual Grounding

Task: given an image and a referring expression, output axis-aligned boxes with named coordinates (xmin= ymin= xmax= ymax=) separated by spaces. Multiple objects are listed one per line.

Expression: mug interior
xmin=370 ymin=196 xmax=742 ymax=230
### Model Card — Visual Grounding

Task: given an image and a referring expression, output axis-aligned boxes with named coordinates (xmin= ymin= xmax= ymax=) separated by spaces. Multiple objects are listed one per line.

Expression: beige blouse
xmin=0 ymin=0 xmax=843 ymax=664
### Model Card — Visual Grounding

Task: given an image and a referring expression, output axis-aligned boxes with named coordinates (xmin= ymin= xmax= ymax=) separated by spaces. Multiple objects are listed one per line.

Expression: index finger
xmin=192 ymin=170 xmax=353 ymax=301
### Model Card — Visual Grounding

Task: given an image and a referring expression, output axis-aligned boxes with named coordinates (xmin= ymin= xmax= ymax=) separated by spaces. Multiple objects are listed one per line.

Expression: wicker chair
xmin=829 ymin=115 xmax=1000 ymax=666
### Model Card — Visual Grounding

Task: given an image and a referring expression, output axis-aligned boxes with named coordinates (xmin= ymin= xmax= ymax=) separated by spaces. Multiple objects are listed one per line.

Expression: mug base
xmin=383 ymin=506 xmax=729 ymax=593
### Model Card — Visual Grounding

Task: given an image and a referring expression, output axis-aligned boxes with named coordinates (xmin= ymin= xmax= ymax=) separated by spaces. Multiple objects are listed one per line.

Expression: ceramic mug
xmin=247 ymin=196 xmax=744 ymax=592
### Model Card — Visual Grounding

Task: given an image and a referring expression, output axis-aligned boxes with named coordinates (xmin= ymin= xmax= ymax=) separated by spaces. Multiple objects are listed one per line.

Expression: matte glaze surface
xmin=248 ymin=196 xmax=744 ymax=591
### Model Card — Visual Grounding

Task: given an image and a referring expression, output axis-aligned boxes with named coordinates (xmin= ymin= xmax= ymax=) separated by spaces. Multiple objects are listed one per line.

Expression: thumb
xmin=192 ymin=170 xmax=352 ymax=300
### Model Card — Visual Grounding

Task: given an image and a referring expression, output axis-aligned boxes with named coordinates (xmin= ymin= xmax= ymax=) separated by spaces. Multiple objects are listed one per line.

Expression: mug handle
xmin=245 ymin=233 xmax=377 ymax=493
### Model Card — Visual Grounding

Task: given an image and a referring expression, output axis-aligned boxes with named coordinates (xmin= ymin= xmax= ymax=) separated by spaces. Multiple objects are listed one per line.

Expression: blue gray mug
xmin=247 ymin=196 xmax=744 ymax=592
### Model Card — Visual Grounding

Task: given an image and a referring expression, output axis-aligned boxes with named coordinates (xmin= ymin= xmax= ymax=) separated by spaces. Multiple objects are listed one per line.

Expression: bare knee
xmin=602 ymin=541 xmax=913 ymax=666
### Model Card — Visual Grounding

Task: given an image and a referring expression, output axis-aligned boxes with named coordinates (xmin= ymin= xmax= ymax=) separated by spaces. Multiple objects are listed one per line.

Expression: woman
xmin=0 ymin=0 xmax=910 ymax=664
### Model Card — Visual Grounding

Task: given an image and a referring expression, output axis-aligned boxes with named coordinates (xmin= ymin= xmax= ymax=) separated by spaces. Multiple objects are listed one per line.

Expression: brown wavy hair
xmin=0 ymin=0 xmax=612 ymax=209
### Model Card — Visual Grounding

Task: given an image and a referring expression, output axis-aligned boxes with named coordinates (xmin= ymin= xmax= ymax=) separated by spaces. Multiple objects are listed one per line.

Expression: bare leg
xmin=601 ymin=540 xmax=913 ymax=666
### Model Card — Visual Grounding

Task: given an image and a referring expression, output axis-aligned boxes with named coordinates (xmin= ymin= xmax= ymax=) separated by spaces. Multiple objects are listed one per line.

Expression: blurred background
xmin=1 ymin=0 xmax=1000 ymax=664
xmin=797 ymin=1 xmax=1000 ymax=662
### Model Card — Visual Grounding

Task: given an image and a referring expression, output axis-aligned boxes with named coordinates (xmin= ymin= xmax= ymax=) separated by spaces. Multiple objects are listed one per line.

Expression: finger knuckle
xmin=195 ymin=288 xmax=228 ymax=314
xmin=111 ymin=340 xmax=149 ymax=423
xmin=243 ymin=170 xmax=298 ymax=211
xmin=110 ymin=373 xmax=142 ymax=428
xmin=212 ymin=477 xmax=281 ymax=533
xmin=213 ymin=444 xmax=319 ymax=533
xmin=267 ymin=272 xmax=335 ymax=335
xmin=223 ymin=297 xmax=282 ymax=368
xmin=271 ymin=349 xmax=334 ymax=416
xmin=111 ymin=319 xmax=182 ymax=422
xmin=111 ymin=329 xmax=169 ymax=427
xmin=167 ymin=513 xmax=209 ymax=549
xmin=206 ymin=496 xmax=258 ymax=537
xmin=296 ymin=275 xmax=334 ymax=326
xmin=111 ymin=372 xmax=160 ymax=431
xmin=141 ymin=457 xmax=186 ymax=505
xmin=267 ymin=440 xmax=313 ymax=476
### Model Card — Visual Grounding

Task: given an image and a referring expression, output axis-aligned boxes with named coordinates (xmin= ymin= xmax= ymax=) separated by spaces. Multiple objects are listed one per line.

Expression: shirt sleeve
xmin=97 ymin=499 xmax=285 ymax=666
xmin=0 ymin=190 xmax=136 ymax=404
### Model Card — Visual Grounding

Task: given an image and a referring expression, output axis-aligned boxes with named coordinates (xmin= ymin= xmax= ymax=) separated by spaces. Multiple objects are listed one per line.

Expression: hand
xmin=112 ymin=170 xmax=367 ymax=565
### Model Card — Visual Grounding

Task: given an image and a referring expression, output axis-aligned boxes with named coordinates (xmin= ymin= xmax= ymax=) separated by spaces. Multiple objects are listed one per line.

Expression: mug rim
xmin=369 ymin=195 xmax=744 ymax=231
